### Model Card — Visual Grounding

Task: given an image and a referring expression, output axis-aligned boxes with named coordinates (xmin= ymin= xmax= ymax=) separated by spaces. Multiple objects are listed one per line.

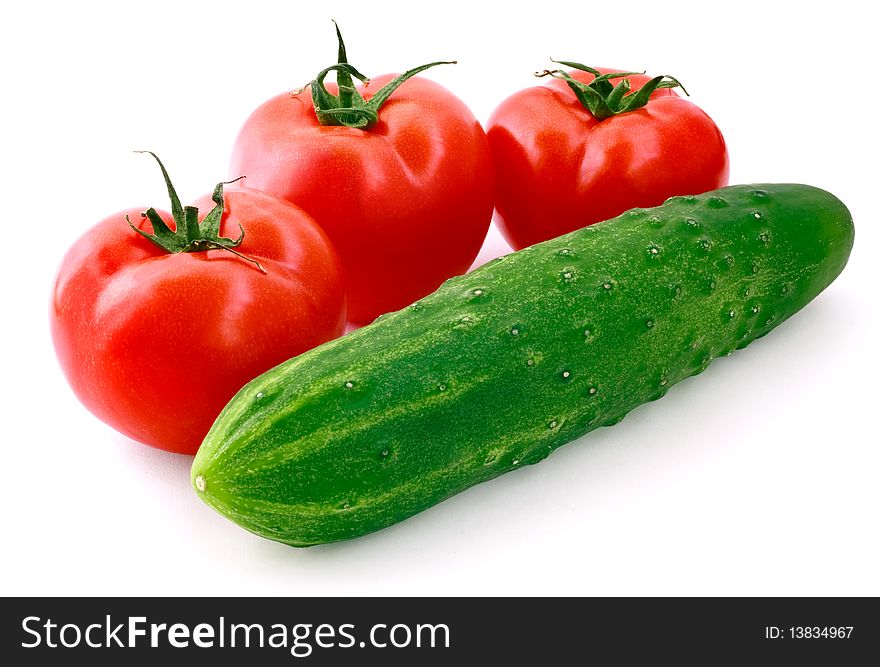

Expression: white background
xmin=1 ymin=0 xmax=877 ymax=596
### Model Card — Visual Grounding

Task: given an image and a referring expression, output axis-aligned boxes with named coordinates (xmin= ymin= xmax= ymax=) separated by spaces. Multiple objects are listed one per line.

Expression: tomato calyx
xmin=127 ymin=152 xmax=267 ymax=274
xmin=535 ymin=61 xmax=687 ymax=120
xmin=307 ymin=22 xmax=455 ymax=130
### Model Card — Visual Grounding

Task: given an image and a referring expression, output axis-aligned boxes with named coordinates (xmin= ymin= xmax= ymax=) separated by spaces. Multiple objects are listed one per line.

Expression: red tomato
xmin=230 ymin=59 xmax=494 ymax=324
xmin=487 ymin=67 xmax=729 ymax=250
xmin=51 ymin=161 xmax=346 ymax=454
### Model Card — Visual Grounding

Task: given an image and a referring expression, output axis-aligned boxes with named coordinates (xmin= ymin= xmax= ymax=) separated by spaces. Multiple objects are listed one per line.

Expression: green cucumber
xmin=192 ymin=184 xmax=854 ymax=546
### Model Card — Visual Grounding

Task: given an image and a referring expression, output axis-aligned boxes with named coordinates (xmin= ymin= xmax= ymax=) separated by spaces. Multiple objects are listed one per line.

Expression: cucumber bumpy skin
xmin=192 ymin=184 xmax=854 ymax=547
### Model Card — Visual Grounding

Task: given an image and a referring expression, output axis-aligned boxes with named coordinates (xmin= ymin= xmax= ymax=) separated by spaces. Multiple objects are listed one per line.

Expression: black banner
xmin=1 ymin=597 xmax=876 ymax=664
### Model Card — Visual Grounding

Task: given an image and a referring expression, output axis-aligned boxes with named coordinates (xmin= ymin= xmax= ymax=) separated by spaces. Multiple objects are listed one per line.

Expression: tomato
xmin=229 ymin=26 xmax=494 ymax=324
xmin=487 ymin=64 xmax=729 ymax=250
xmin=50 ymin=154 xmax=346 ymax=454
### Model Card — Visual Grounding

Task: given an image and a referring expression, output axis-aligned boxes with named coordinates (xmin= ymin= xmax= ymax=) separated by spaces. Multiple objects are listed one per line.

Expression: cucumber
xmin=192 ymin=184 xmax=853 ymax=546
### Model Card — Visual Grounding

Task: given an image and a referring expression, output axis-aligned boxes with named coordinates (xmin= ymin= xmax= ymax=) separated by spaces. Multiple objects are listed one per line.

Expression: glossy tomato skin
xmin=51 ymin=188 xmax=346 ymax=454
xmin=487 ymin=68 xmax=729 ymax=250
xmin=230 ymin=75 xmax=494 ymax=324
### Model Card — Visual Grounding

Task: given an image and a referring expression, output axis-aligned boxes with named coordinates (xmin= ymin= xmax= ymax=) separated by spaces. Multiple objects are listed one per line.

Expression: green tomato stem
xmin=536 ymin=61 xmax=687 ymax=120
xmin=308 ymin=21 xmax=455 ymax=130
xmin=127 ymin=152 xmax=266 ymax=274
